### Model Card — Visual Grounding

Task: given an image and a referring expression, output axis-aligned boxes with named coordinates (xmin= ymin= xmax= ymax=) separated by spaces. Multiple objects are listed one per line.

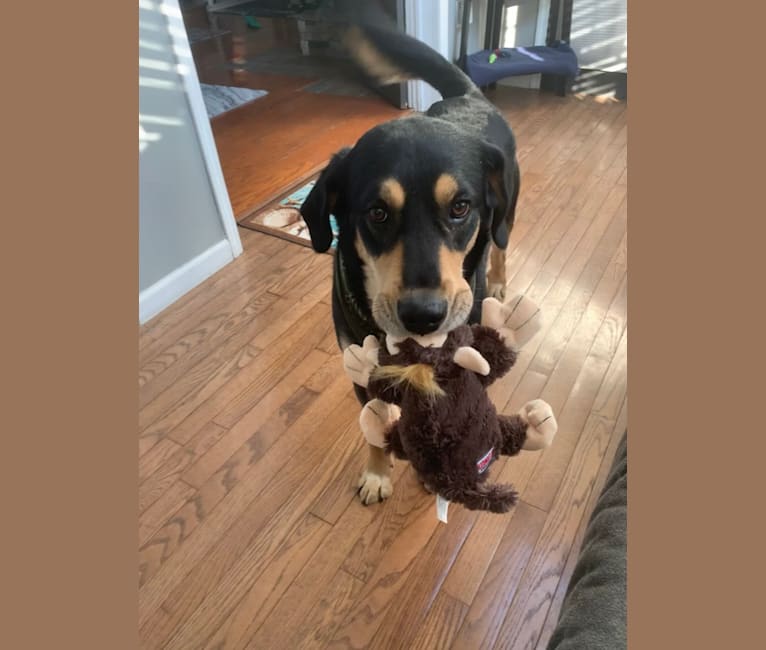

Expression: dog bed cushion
xmin=464 ymin=42 xmax=579 ymax=87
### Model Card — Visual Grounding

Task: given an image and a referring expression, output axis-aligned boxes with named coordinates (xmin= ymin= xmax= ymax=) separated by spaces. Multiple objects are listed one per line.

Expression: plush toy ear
xmin=482 ymin=143 xmax=516 ymax=250
xmin=299 ymin=147 xmax=351 ymax=252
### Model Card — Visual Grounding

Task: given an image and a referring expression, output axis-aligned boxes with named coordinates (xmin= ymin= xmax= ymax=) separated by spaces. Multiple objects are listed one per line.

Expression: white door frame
xmin=158 ymin=0 xmax=242 ymax=258
xmin=404 ymin=0 xmax=450 ymax=112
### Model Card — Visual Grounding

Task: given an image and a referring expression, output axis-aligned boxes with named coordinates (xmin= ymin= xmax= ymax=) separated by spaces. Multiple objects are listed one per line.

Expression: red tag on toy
xmin=477 ymin=447 xmax=494 ymax=474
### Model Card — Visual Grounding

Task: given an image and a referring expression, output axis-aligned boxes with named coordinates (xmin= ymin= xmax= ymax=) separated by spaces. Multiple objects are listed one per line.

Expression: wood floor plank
xmin=364 ymin=506 xmax=476 ymax=650
xmin=169 ymin=513 xmax=331 ymax=650
xmin=450 ymin=502 xmax=547 ymax=650
xmin=139 ymin=384 xmax=320 ymax=594
xmin=148 ymin=394 xmax=362 ymax=649
xmin=523 ymin=283 xmax=627 ymax=511
xmin=213 ymin=300 xmax=332 ymax=428
xmin=181 ymin=348 xmax=329 ymax=488
xmin=139 ymin=445 xmax=195 ymax=514
xmin=138 ymin=437 xmax=182 ymax=484
xmin=289 ymin=569 xmax=366 ymax=650
xmin=149 ymin=297 xmax=330 ymax=451
xmin=527 ymin=202 xmax=627 ymax=379
xmin=341 ymin=465 xmax=433 ymax=584
xmin=241 ymin=498 xmax=380 ymax=650
xmin=309 ymin=442 xmax=367 ymax=525
xmin=138 ymin=479 xmax=196 ymax=548
xmin=506 ymin=142 xmax=626 ymax=298
xmin=409 ymin=591 xmax=469 ymax=650
xmin=138 ymin=374 xmax=352 ymax=608
xmin=140 ymin=344 xmax=259 ymax=446
xmin=139 ymin=289 xmax=280 ymax=408
xmin=520 ymin=182 xmax=626 ymax=309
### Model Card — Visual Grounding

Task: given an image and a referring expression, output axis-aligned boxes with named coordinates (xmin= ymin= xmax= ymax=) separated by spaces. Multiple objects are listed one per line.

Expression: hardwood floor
xmin=139 ymin=86 xmax=627 ymax=649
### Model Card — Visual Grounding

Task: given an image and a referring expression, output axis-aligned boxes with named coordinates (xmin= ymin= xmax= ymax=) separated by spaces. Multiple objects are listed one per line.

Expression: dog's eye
xmin=450 ymin=200 xmax=471 ymax=220
xmin=368 ymin=207 xmax=388 ymax=224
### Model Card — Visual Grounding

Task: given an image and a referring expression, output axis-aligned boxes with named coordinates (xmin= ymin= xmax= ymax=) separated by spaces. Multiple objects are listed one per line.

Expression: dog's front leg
xmin=357 ymin=397 xmax=398 ymax=505
xmin=487 ymin=243 xmax=507 ymax=301
xmin=358 ymin=444 xmax=394 ymax=505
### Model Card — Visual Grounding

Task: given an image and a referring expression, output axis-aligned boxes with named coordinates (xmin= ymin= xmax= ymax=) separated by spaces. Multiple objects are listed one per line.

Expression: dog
xmin=299 ymin=22 xmax=521 ymax=505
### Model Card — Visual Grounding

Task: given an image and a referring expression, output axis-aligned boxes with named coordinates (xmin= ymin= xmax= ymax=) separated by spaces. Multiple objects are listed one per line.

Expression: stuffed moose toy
xmin=344 ymin=295 xmax=558 ymax=517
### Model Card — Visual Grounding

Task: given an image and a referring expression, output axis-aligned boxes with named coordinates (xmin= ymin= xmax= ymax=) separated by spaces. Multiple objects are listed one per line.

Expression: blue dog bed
xmin=465 ymin=42 xmax=579 ymax=88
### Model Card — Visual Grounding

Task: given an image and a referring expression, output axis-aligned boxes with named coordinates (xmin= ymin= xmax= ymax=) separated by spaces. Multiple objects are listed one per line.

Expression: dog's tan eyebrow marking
xmin=380 ymin=178 xmax=406 ymax=211
xmin=434 ymin=174 xmax=459 ymax=207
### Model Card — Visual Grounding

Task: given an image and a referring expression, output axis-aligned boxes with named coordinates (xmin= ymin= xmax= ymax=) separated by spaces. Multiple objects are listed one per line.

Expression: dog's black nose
xmin=397 ymin=295 xmax=448 ymax=335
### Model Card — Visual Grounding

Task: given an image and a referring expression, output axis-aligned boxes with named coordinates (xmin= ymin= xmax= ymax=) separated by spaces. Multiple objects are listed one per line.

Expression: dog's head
xmin=300 ymin=116 xmax=511 ymax=338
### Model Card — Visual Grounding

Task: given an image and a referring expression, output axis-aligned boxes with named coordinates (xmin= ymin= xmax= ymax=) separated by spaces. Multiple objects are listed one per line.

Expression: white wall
xmin=139 ymin=0 xmax=241 ymax=323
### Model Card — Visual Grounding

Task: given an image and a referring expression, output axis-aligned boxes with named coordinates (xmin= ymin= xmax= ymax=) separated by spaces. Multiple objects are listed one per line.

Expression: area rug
xmin=200 ymin=83 xmax=268 ymax=119
xmin=239 ymin=179 xmax=339 ymax=252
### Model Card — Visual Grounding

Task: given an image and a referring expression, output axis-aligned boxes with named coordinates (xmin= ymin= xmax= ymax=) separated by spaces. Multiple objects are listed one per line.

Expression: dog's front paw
xmin=488 ymin=282 xmax=507 ymax=301
xmin=520 ymin=399 xmax=558 ymax=451
xmin=358 ymin=469 xmax=393 ymax=505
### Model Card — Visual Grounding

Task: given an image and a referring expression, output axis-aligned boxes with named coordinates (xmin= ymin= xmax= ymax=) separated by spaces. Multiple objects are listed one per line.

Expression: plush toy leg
xmin=520 ymin=399 xmax=558 ymax=451
xmin=497 ymin=413 xmax=530 ymax=455
xmin=441 ymin=482 xmax=519 ymax=513
xmin=358 ymin=399 xmax=400 ymax=505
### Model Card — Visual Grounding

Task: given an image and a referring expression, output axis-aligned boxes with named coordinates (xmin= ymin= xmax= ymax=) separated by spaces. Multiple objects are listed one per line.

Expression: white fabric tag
xmin=436 ymin=494 xmax=450 ymax=523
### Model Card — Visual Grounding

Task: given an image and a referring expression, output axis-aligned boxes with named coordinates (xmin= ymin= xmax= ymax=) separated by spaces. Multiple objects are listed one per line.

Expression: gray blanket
xmin=547 ymin=432 xmax=627 ymax=650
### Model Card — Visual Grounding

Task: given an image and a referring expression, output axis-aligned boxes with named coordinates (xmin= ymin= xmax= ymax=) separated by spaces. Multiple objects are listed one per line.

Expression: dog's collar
xmin=334 ymin=249 xmax=383 ymax=344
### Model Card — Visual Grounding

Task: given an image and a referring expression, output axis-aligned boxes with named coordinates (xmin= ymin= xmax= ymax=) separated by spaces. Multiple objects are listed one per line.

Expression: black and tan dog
xmin=300 ymin=22 xmax=521 ymax=504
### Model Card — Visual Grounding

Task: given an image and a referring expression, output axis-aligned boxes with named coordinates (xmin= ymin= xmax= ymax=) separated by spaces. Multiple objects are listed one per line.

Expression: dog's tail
xmin=343 ymin=22 xmax=477 ymax=101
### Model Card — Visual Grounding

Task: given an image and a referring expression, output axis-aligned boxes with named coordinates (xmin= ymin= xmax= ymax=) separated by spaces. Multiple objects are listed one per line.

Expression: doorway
xmin=179 ymin=0 xmax=410 ymax=221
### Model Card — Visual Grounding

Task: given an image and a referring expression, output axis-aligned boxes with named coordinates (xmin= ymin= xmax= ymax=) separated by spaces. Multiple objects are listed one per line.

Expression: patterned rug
xmin=200 ymin=83 xmax=268 ymax=119
xmin=238 ymin=179 xmax=339 ymax=252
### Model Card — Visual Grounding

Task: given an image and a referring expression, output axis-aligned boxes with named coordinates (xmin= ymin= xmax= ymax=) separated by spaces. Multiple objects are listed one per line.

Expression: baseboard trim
xmin=139 ymin=239 xmax=234 ymax=324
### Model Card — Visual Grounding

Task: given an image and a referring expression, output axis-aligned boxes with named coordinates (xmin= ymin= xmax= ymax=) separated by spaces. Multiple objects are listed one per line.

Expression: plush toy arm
xmin=469 ymin=325 xmax=517 ymax=385
xmin=481 ymin=295 xmax=542 ymax=349
xmin=342 ymin=335 xmax=380 ymax=388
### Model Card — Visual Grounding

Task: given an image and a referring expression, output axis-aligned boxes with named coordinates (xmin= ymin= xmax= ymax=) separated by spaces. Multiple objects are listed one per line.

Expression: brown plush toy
xmin=344 ymin=296 xmax=558 ymax=518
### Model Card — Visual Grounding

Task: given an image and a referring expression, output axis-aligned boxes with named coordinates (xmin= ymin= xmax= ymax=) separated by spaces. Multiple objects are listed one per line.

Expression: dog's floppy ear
xmin=482 ymin=143 xmax=513 ymax=250
xmin=300 ymin=147 xmax=351 ymax=252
